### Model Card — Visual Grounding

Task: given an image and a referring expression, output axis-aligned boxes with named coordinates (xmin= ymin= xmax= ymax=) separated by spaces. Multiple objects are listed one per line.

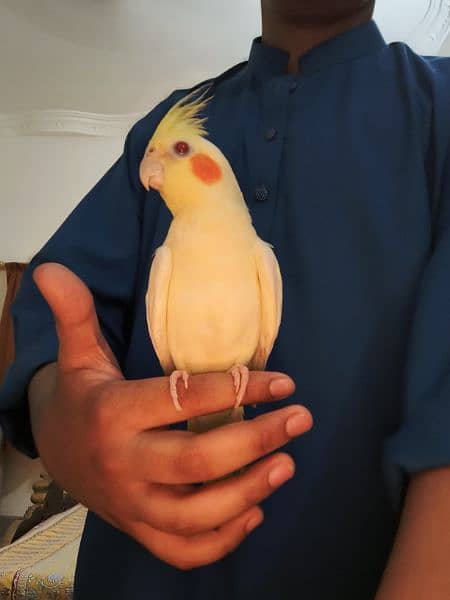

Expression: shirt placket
xmin=244 ymin=76 xmax=296 ymax=242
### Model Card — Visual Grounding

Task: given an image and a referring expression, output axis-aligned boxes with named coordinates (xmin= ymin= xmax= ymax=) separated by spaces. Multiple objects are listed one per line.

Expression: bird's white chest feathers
xmin=164 ymin=221 xmax=261 ymax=373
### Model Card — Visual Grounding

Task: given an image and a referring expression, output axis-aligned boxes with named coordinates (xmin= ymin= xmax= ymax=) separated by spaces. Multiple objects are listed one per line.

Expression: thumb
xmin=33 ymin=262 xmax=121 ymax=375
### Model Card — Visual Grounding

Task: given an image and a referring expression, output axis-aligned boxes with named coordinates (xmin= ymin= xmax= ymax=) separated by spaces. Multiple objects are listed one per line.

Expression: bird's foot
xmin=169 ymin=370 xmax=190 ymax=411
xmin=227 ymin=364 xmax=249 ymax=408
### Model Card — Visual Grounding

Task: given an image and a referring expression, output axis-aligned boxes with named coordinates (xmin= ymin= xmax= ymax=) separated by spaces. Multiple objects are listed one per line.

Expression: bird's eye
xmin=174 ymin=141 xmax=190 ymax=156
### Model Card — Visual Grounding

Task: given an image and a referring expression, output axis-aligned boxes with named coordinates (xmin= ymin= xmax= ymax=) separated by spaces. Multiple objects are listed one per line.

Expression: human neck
xmin=261 ymin=6 xmax=373 ymax=74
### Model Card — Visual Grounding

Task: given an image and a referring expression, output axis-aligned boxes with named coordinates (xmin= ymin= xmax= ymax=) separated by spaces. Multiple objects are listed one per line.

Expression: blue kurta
xmin=1 ymin=19 xmax=450 ymax=599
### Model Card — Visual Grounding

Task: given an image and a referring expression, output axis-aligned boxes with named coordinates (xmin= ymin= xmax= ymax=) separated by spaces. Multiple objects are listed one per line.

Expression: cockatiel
xmin=140 ymin=87 xmax=282 ymax=436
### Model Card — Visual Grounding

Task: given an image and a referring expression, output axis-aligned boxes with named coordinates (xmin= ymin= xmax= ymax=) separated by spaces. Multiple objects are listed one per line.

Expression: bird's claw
xmin=228 ymin=364 xmax=249 ymax=408
xmin=169 ymin=370 xmax=190 ymax=411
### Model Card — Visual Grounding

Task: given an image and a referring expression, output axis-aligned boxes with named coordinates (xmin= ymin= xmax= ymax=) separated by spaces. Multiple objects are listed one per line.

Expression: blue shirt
xmin=1 ymin=19 xmax=450 ymax=599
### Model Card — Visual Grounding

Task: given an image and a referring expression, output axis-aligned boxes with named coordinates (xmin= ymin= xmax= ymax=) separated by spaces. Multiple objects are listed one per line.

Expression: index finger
xmin=105 ymin=371 xmax=296 ymax=431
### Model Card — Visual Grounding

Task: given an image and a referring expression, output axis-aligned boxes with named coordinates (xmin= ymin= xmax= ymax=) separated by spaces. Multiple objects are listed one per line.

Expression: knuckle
xmin=174 ymin=442 xmax=212 ymax=481
xmin=241 ymin=479 xmax=264 ymax=507
xmin=254 ymin=426 xmax=279 ymax=456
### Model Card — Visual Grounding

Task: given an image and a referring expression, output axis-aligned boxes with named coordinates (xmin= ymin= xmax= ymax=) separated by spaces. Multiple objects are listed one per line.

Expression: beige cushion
xmin=0 ymin=503 xmax=86 ymax=599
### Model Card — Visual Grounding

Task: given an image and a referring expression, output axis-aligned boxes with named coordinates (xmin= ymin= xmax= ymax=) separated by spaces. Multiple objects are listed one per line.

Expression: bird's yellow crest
xmin=153 ymin=85 xmax=213 ymax=142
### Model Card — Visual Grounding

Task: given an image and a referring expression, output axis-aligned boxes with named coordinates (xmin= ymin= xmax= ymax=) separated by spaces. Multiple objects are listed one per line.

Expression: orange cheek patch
xmin=190 ymin=153 xmax=222 ymax=185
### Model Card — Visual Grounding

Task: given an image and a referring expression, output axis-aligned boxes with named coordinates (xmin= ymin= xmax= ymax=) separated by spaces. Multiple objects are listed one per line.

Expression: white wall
xmin=0 ymin=0 xmax=258 ymax=115
xmin=442 ymin=35 xmax=450 ymax=55
xmin=0 ymin=136 xmax=124 ymax=262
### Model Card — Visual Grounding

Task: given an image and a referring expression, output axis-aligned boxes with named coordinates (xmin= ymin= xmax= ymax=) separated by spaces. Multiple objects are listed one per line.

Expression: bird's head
xmin=139 ymin=88 xmax=238 ymax=217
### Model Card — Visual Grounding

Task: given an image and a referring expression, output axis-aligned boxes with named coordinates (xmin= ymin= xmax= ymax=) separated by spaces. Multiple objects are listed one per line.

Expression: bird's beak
xmin=139 ymin=151 xmax=165 ymax=192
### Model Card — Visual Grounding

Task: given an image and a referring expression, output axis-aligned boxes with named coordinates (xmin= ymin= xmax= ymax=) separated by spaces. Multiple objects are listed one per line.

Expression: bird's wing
xmin=250 ymin=239 xmax=283 ymax=370
xmin=145 ymin=245 xmax=175 ymax=375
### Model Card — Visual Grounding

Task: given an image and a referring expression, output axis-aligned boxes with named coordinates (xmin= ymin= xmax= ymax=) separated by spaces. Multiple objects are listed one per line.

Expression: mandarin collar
xmin=247 ymin=19 xmax=386 ymax=80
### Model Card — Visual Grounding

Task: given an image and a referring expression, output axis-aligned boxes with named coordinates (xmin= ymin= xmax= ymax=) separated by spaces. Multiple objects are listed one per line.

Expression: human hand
xmin=30 ymin=263 xmax=312 ymax=570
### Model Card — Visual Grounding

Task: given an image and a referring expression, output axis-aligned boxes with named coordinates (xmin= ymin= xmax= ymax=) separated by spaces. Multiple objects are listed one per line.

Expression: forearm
xmin=376 ymin=467 xmax=450 ymax=599
xmin=28 ymin=362 xmax=57 ymax=445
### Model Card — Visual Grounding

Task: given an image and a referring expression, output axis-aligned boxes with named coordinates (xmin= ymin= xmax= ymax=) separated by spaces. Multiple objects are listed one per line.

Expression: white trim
xmin=407 ymin=0 xmax=450 ymax=54
xmin=0 ymin=110 xmax=144 ymax=137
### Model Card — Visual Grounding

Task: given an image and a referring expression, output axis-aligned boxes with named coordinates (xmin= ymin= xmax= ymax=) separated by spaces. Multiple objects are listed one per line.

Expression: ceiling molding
xmin=0 ymin=109 xmax=144 ymax=137
xmin=406 ymin=0 xmax=450 ymax=53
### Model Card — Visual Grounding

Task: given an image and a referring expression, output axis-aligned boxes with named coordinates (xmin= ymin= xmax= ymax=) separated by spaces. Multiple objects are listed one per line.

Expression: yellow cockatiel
xmin=140 ymin=88 xmax=282 ymax=434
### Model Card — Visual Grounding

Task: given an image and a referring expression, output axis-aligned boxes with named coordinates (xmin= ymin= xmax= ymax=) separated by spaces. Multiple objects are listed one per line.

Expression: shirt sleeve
xmin=0 ymin=123 xmax=146 ymax=459
xmin=384 ymin=138 xmax=450 ymax=476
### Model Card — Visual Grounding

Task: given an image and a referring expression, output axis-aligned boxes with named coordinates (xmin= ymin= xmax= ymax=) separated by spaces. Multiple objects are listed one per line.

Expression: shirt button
xmin=289 ymin=81 xmax=298 ymax=93
xmin=254 ymin=185 xmax=269 ymax=203
xmin=264 ymin=127 xmax=277 ymax=141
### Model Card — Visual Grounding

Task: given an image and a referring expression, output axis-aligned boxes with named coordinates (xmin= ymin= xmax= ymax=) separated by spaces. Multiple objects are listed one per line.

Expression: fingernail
xmin=246 ymin=514 xmax=263 ymax=533
xmin=286 ymin=411 xmax=308 ymax=436
xmin=268 ymin=462 xmax=295 ymax=488
xmin=269 ymin=377 xmax=295 ymax=398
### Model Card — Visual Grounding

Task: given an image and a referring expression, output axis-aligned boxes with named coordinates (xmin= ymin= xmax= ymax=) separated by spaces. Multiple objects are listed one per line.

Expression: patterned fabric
xmin=0 ymin=504 xmax=86 ymax=599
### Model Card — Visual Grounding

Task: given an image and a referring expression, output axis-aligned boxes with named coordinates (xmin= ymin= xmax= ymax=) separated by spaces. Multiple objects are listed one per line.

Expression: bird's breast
xmin=166 ymin=235 xmax=261 ymax=373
